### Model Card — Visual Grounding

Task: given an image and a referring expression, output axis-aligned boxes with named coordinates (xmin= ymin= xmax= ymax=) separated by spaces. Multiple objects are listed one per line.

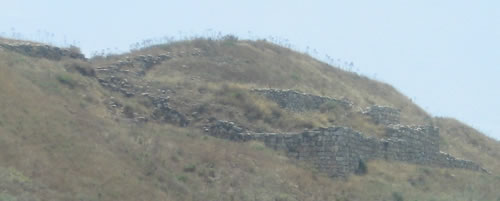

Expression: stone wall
xmin=96 ymin=54 xmax=173 ymax=97
xmin=207 ymin=120 xmax=486 ymax=177
xmin=95 ymin=53 xmax=190 ymax=126
xmin=362 ymin=105 xmax=401 ymax=125
xmin=0 ymin=42 xmax=85 ymax=60
xmin=252 ymin=89 xmax=353 ymax=112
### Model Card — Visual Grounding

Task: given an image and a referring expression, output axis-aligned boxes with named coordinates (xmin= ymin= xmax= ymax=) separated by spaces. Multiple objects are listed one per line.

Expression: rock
xmin=206 ymin=120 xmax=249 ymax=141
xmin=0 ymin=42 xmax=85 ymax=60
xmin=135 ymin=116 xmax=148 ymax=123
xmin=252 ymin=88 xmax=353 ymax=112
xmin=362 ymin=105 xmax=401 ymax=125
xmin=205 ymin=120 xmax=485 ymax=178
xmin=125 ymin=91 xmax=134 ymax=97
xmin=191 ymin=112 xmax=199 ymax=118
xmin=159 ymin=54 xmax=171 ymax=60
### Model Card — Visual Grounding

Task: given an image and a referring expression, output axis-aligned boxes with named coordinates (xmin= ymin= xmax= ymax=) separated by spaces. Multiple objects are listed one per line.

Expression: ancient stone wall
xmin=0 ymin=42 xmax=85 ymax=60
xmin=207 ymin=120 xmax=486 ymax=177
xmin=252 ymin=89 xmax=353 ymax=112
xmin=95 ymin=53 xmax=191 ymax=126
xmin=362 ymin=105 xmax=401 ymax=125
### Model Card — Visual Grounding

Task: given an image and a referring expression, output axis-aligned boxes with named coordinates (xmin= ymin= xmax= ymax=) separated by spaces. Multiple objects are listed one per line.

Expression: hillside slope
xmin=0 ymin=37 xmax=499 ymax=201
xmin=116 ymin=39 xmax=431 ymax=124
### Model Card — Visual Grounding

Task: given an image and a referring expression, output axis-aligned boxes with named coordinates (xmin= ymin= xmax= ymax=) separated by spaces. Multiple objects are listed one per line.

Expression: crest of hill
xmin=0 ymin=37 xmax=85 ymax=60
xmin=0 ymin=37 xmax=499 ymax=200
xmin=94 ymin=37 xmax=499 ymax=172
xmin=113 ymin=38 xmax=431 ymax=125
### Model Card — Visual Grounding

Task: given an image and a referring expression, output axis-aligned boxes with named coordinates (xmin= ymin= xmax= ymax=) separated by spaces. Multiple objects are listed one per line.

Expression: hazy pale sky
xmin=1 ymin=0 xmax=499 ymax=139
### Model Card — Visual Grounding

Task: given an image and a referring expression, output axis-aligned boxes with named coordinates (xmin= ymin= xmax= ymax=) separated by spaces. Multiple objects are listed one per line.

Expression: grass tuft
xmin=56 ymin=73 xmax=78 ymax=88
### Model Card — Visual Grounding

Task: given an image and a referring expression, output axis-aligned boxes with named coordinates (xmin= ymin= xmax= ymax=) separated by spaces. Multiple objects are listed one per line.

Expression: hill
xmin=0 ymin=36 xmax=499 ymax=201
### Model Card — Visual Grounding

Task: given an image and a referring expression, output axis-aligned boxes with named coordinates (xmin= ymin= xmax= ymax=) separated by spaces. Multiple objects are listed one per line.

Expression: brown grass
xmin=139 ymin=39 xmax=430 ymax=124
xmin=434 ymin=117 xmax=500 ymax=175
xmin=0 ymin=38 xmax=499 ymax=200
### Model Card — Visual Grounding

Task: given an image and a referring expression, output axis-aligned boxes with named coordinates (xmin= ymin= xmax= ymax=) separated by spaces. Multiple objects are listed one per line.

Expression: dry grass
xmin=434 ymin=117 xmax=500 ymax=175
xmin=342 ymin=160 xmax=500 ymax=201
xmin=140 ymin=39 xmax=430 ymax=124
xmin=0 ymin=36 xmax=46 ymax=45
xmin=0 ymin=38 xmax=499 ymax=200
xmin=90 ymin=37 xmax=497 ymax=164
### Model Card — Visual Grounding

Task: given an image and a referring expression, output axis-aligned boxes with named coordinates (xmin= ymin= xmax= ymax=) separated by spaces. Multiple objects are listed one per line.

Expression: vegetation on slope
xmin=435 ymin=117 xmax=500 ymax=175
xmin=133 ymin=38 xmax=431 ymax=124
xmin=0 ymin=37 xmax=499 ymax=201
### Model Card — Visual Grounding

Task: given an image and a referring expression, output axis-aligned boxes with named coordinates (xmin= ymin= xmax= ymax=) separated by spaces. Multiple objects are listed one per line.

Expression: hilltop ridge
xmin=0 ymin=38 xmax=85 ymax=60
xmin=0 ymin=37 xmax=499 ymax=201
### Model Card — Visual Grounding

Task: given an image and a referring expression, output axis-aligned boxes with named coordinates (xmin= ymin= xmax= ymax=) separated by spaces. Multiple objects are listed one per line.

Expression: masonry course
xmin=207 ymin=120 xmax=486 ymax=177
xmin=3 ymin=41 xmax=485 ymax=178
xmin=0 ymin=42 xmax=85 ymax=60
xmin=252 ymin=88 xmax=353 ymax=112
xmin=362 ymin=105 xmax=401 ymax=125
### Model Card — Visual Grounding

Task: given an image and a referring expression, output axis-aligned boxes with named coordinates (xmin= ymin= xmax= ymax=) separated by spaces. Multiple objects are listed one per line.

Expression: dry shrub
xmin=63 ymin=60 xmax=95 ymax=77
xmin=216 ymin=84 xmax=276 ymax=122
xmin=214 ymin=83 xmax=320 ymax=131
xmin=55 ymin=73 xmax=78 ymax=88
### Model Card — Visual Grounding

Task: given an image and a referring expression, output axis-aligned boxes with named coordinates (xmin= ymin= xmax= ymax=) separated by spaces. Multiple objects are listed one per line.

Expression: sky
xmin=1 ymin=0 xmax=499 ymax=139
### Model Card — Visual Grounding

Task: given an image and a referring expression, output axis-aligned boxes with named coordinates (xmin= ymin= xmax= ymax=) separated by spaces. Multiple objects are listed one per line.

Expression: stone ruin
xmin=362 ymin=105 xmax=401 ymax=125
xmin=0 ymin=41 xmax=85 ymax=60
xmin=0 ymin=41 xmax=189 ymax=125
xmin=253 ymin=88 xmax=402 ymax=125
xmin=6 ymin=41 xmax=481 ymax=178
xmin=205 ymin=88 xmax=486 ymax=177
xmin=84 ymin=45 xmax=486 ymax=178
xmin=206 ymin=120 xmax=487 ymax=178
xmin=95 ymin=54 xmax=172 ymax=97
xmin=95 ymin=53 xmax=191 ymax=126
xmin=252 ymin=88 xmax=353 ymax=112
xmin=92 ymin=48 xmax=215 ymax=126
